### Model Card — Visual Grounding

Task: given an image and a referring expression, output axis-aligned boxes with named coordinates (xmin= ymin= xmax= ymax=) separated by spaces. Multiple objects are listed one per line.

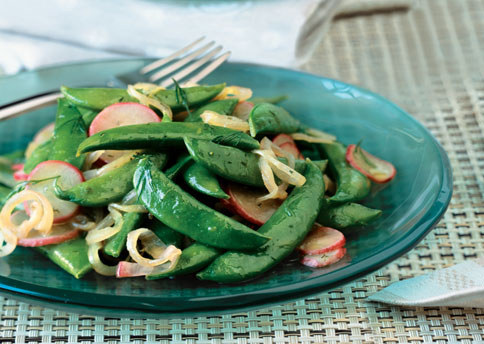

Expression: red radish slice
xmin=27 ymin=160 xmax=85 ymax=223
xmin=273 ymin=134 xmax=304 ymax=159
xmin=223 ymin=183 xmax=281 ymax=226
xmin=300 ymin=247 xmax=346 ymax=268
xmin=12 ymin=163 xmax=24 ymax=171
xmin=13 ymin=168 xmax=29 ymax=181
xmin=346 ymin=144 xmax=396 ymax=184
xmin=298 ymin=224 xmax=346 ymax=255
xmin=116 ymin=261 xmax=152 ymax=278
xmin=232 ymin=101 xmax=254 ymax=121
xmin=25 ymin=122 xmax=55 ymax=158
xmin=89 ymin=102 xmax=161 ymax=163
xmin=18 ymin=224 xmax=79 ymax=247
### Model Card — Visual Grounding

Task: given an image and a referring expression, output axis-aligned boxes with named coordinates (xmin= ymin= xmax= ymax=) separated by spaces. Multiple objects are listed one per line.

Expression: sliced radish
xmin=346 ymin=144 xmax=396 ymax=184
xmin=13 ymin=167 xmax=29 ymax=181
xmin=27 ymin=160 xmax=85 ymax=223
xmin=273 ymin=134 xmax=304 ymax=159
xmin=25 ymin=122 xmax=55 ymax=158
xmin=300 ymin=247 xmax=346 ymax=268
xmin=232 ymin=101 xmax=254 ymax=121
xmin=223 ymin=183 xmax=281 ymax=226
xmin=116 ymin=261 xmax=153 ymax=278
xmin=298 ymin=224 xmax=346 ymax=255
xmin=11 ymin=163 xmax=24 ymax=171
xmin=18 ymin=224 xmax=79 ymax=247
xmin=89 ymin=102 xmax=161 ymax=163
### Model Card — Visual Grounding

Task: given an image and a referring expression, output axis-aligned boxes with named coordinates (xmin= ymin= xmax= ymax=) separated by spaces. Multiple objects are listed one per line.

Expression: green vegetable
xmin=183 ymin=162 xmax=229 ymax=199
xmin=148 ymin=218 xmax=184 ymax=248
xmin=134 ymin=157 xmax=270 ymax=251
xmin=61 ymin=86 xmax=137 ymax=110
xmin=77 ymin=122 xmax=260 ymax=154
xmin=36 ymin=238 xmax=92 ymax=279
xmin=147 ymin=243 xmax=220 ymax=280
xmin=103 ymin=212 xmax=144 ymax=258
xmin=55 ymin=154 xmax=167 ymax=207
xmin=248 ymin=103 xmax=305 ymax=136
xmin=24 ymin=139 xmax=53 ymax=174
xmin=0 ymin=163 xmax=16 ymax=188
xmin=151 ymin=83 xmax=225 ymax=112
xmin=317 ymin=202 xmax=382 ymax=229
xmin=184 ymin=138 xmax=308 ymax=187
xmin=77 ymin=106 xmax=99 ymax=127
xmin=318 ymin=142 xmax=371 ymax=203
xmin=198 ymin=161 xmax=324 ymax=283
xmin=49 ymin=99 xmax=87 ymax=168
xmin=164 ymin=155 xmax=193 ymax=180
xmin=0 ymin=184 xmax=11 ymax=207
xmin=184 ymin=99 xmax=238 ymax=122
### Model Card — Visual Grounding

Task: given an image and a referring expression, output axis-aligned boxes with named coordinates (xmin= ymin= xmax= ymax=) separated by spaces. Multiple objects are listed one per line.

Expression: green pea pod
xmin=55 ymin=154 xmax=167 ymax=207
xmin=248 ymin=103 xmax=305 ymax=136
xmin=49 ymin=99 xmax=87 ymax=168
xmin=197 ymin=161 xmax=324 ymax=283
xmin=164 ymin=155 xmax=193 ymax=180
xmin=183 ymin=162 xmax=229 ymax=199
xmin=317 ymin=202 xmax=382 ymax=229
xmin=0 ymin=163 xmax=15 ymax=188
xmin=184 ymin=138 xmax=308 ymax=187
xmin=134 ymin=158 xmax=270 ymax=251
xmin=61 ymin=86 xmax=137 ymax=110
xmin=184 ymin=99 xmax=238 ymax=122
xmin=77 ymin=122 xmax=260 ymax=154
xmin=61 ymin=83 xmax=225 ymax=112
xmin=36 ymin=238 xmax=92 ymax=279
xmin=318 ymin=142 xmax=370 ymax=203
xmin=147 ymin=243 xmax=220 ymax=280
xmin=24 ymin=139 xmax=53 ymax=174
xmin=77 ymin=106 xmax=99 ymax=127
xmin=148 ymin=218 xmax=184 ymax=248
xmin=103 ymin=212 xmax=144 ymax=258
xmin=249 ymin=95 xmax=288 ymax=105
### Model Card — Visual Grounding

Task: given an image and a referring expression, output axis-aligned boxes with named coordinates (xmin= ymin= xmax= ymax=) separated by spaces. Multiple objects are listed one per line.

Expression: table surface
xmin=1 ymin=0 xmax=483 ymax=343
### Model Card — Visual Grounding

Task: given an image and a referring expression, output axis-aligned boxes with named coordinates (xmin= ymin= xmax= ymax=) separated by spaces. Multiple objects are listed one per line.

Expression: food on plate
xmin=0 ymin=81 xmax=395 ymax=283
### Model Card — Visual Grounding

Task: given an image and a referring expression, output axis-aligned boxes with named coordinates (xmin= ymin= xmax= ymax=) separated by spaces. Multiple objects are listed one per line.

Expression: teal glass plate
xmin=0 ymin=59 xmax=452 ymax=317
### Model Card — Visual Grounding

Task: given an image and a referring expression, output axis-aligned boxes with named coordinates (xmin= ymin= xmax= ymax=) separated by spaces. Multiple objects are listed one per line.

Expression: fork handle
xmin=0 ymin=91 xmax=62 ymax=122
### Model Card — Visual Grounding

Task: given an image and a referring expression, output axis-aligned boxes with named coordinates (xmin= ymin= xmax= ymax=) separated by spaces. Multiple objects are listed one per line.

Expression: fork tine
xmin=153 ymin=45 xmax=222 ymax=84
xmin=160 ymin=51 xmax=231 ymax=88
xmin=140 ymin=36 xmax=206 ymax=75
xmin=149 ymin=41 xmax=215 ymax=82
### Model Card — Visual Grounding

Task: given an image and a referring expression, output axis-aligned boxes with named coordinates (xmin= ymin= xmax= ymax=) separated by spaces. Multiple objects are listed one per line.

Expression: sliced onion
xmin=0 ymin=229 xmax=17 ymax=257
xmin=109 ymin=204 xmax=147 ymax=213
xmin=82 ymin=150 xmax=105 ymax=170
xmin=132 ymin=82 xmax=165 ymax=96
xmin=256 ymin=155 xmax=287 ymax=203
xmin=116 ymin=261 xmax=153 ymax=278
xmin=121 ymin=189 xmax=138 ymax=205
xmin=214 ymin=86 xmax=253 ymax=102
xmin=126 ymin=228 xmax=181 ymax=267
xmin=69 ymin=214 xmax=97 ymax=231
xmin=291 ymin=128 xmax=336 ymax=144
xmin=254 ymin=150 xmax=306 ymax=187
xmin=88 ymin=242 xmax=117 ymax=276
xmin=83 ymin=151 xmax=139 ymax=180
xmin=200 ymin=110 xmax=250 ymax=132
xmin=85 ymin=206 xmax=122 ymax=245
xmin=260 ymin=137 xmax=295 ymax=168
xmin=127 ymin=85 xmax=173 ymax=121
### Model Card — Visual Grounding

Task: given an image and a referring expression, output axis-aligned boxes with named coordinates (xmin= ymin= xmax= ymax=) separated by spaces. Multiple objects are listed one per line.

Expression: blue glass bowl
xmin=0 ymin=59 xmax=452 ymax=317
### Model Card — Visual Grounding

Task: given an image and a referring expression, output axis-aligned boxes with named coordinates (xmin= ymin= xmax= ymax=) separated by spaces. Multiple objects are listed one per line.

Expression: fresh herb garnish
xmin=173 ymin=79 xmax=191 ymax=116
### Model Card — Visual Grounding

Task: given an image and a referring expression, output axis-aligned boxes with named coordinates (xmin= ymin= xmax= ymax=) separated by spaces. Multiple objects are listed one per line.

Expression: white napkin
xmin=0 ymin=0 xmax=413 ymax=76
xmin=367 ymin=258 xmax=484 ymax=308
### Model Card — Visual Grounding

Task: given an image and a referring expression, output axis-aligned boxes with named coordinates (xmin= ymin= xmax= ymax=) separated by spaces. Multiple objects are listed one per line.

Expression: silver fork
xmin=0 ymin=37 xmax=231 ymax=121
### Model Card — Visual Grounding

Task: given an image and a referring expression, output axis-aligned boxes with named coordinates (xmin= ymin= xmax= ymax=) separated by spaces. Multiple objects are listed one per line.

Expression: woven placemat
xmin=1 ymin=0 xmax=484 ymax=343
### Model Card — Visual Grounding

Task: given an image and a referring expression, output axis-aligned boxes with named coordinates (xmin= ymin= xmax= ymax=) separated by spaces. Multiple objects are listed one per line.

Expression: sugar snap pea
xmin=55 ymin=154 xmax=167 ymax=207
xmin=184 ymin=99 xmax=238 ymax=122
xmin=77 ymin=122 xmax=259 ymax=154
xmin=103 ymin=212 xmax=144 ymax=258
xmin=248 ymin=103 xmax=306 ymax=136
xmin=0 ymin=184 xmax=11 ymax=207
xmin=148 ymin=218 xmax=185 ymax=248
xmin=147 ymin=243 xmax=220 ymax=280
xmin=318 ymin=142 xmax=370 ymax=203
xmin=134 ymin=157 xmax=270 ymax=251
xmin=36 ymin=237 xmax=92 ymax=279
xmin=24 ymin=139 xmax=53 ymax=174
xmin=197 ymin=161 xmax=324 ymax=283
xmin=62 ymin=83 xmax=225 ymax=112
xmin=317 ymin=202 xmax=382 ymax=229
xmin=183 ymin=162 xmax=229 ymax=199
xmin=50 ymin=99 xmax=87 ymax=169
xmin=0 ymin=163 xmax=15 ymax=188
xmin=184 ymin=138 xmax=308 ymax=187
xmin=164 ymin=155 xmax=193 ymax=180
